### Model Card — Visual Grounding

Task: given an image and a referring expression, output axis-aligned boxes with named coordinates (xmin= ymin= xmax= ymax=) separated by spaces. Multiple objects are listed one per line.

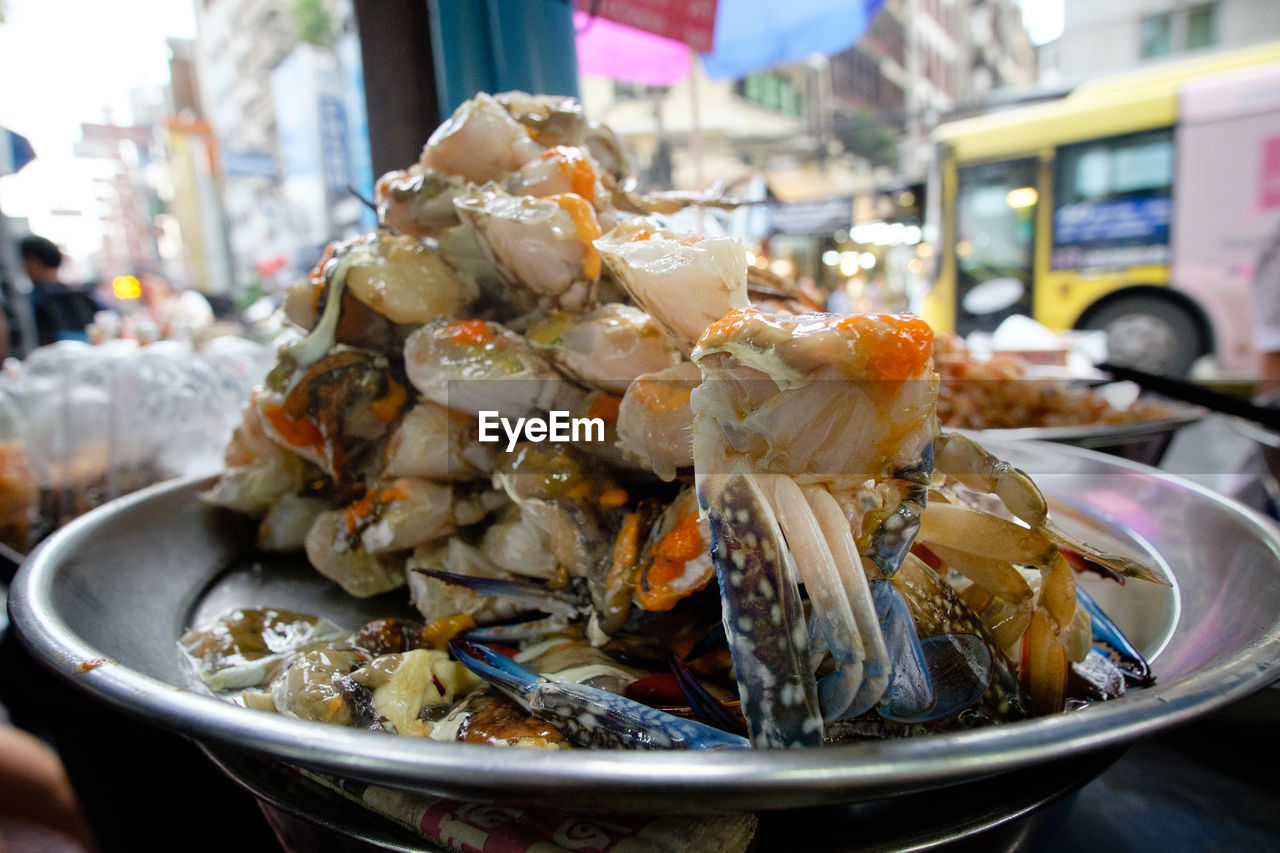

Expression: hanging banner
xmin=576 ymin=0 xmax=717 ymax=52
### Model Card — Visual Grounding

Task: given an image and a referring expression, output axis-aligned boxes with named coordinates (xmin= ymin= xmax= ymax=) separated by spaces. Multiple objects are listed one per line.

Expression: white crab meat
xmin=383 ymin=401 xmax=497 ymax=482
xmin=350 ymin=649 xmax=482 ymax=737
xmin=403 ymin=318 xmax=585 ymax=419
xmin=454 ymin=184 xmax=601 ymax=307
xmin=421 ymin=91 xmax=543 ymax=184
xmin=269 ymin=649 xmax=367 ymax=724
xmin=257 ymin=493 xmax=331 ymax=552
xmin=526 ymin=304 xmax=682 ymax=396
xmin=201 ymin=454 xmax=304 ymax=517
xmin=595 ymin=220 xmax=749 ymax=352
xmin=615 ymin=361 xmax=700 ymax=481
xmin=341 ymin=232 xmax=477 ymax=325
xmin=179 ymin=608 xmax=346 ymax=692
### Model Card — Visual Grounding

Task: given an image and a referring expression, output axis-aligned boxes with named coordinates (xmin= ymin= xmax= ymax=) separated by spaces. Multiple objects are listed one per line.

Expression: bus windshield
xmin=1051 ymin=128 xmax=1174 ymax=271
xmin=954 ymin=158 xmax=1037 ymax=334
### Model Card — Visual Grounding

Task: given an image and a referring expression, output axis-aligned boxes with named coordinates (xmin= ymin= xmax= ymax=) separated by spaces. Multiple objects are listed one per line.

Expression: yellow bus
xmin=920 ymin=42 xmax=1280 ymax=376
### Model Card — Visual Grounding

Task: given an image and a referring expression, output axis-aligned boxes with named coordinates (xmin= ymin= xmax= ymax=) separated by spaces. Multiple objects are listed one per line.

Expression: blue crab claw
xmin=815 ymin=626 xmax=885 ymax=722
xmin=887 ymin=634 xmax=993 ymax=724
xmin=700 ymin=472 xmax=824 ymax=749
xmin=448 ymin=639 xmax=751 ymax=751
xmin=1076 ymin=586 xmax=1153 ymax=686
xmin=873 ymin=580 xmax=936 ymax=721
xmin=413 ymin=568 xmax=583 ymax=621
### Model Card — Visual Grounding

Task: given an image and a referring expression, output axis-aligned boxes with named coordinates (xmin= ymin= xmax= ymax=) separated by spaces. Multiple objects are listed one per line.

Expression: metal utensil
xmin=1097 ymin=361 xmax=1280 ymax=431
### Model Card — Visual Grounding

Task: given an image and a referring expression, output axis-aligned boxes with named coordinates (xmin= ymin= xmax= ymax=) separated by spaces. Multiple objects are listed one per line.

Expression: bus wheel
xmin=1079 ymin=295 xmax=1206 ymax=377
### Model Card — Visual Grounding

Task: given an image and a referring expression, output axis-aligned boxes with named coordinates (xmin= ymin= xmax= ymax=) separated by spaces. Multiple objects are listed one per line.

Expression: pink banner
xmin=575 ymin=0 xmax=717 ymax=51
xmin=575 ymin=11 xmax=692 ymax=86
xmin=1260 ymin=135 xmax=1280 ymax=210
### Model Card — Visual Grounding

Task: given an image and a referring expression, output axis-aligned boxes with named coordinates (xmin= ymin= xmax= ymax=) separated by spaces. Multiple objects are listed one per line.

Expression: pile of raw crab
xmin=190 ymin=92 xmax=1165 ymax=751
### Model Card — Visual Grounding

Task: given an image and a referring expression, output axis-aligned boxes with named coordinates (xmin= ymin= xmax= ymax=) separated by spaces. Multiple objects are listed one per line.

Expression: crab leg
xmin=934 ymin=432 xmax=1169 ymax=586
xmin=462 ymin=616 xmax=571 ymax=643
xmin=918 ymin=502 xmax=1061 ymax=566
xmin=1015 ymin=552 xmax=1076 ymax=715
xmin=865 ymin=455 xmax=932 ymax=579
xmin=413 ymin=568 xmax=583 ymax=621
xmin=918 ymin=540 xmax=1034 ymax=608
xmin=449 ymin=639 xmax=750 ymax=750
xmin=893 ymin=553 xmax=1022 ymax=720
xmin=768 ymin=477 xmax=867 ymax=703
xmin=700 ymin=471 xmax=824 ymax=748
xmin=916 ymin=501 xmax=1079 ymax=714
xmin=670 ymin=656 xmax=747 ymax=734
xmin=804 ymin=485 xmax=891 ymax=717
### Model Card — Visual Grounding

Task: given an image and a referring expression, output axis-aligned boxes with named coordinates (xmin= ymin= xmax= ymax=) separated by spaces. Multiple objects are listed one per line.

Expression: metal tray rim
xmin=9 ymin=442 xmax=1280 ymax=809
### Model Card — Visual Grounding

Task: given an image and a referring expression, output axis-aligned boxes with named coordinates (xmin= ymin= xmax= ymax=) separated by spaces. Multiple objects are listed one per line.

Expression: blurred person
xmin=795 ymin=275 xmax=823 ymax=308
xmin=138 ymin=271 xmax=213 ymax=341
xmin=1253 ymin=218 xmax=1280 ymax=394
xmin=826 ymin=280 xmax=854 ymax=313
xmin=863 ymin=271 xmax=896 ymax=312
xmin=0 ymin=723 xmax=97 ymax=852
xmin=18 ymin=236 xmax=100 ymax=348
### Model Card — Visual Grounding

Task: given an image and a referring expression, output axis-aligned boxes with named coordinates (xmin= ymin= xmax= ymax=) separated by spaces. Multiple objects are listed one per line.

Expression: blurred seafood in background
xmin=196 ymin=92 xmax=1164 ymax=751
xmin=934 ymin=332 xmax=1183 ymax=431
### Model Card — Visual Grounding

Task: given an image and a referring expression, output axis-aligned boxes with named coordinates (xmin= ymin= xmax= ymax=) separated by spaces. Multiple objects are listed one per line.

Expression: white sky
xmin=0 ymin=0 xmax=196 ymax=273
xmin=1020 ymin=0 xmax=1065 ymax=46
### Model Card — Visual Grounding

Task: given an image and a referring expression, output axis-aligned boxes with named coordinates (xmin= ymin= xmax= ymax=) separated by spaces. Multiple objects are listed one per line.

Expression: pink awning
xmin=574 ymin=11 xmax=692 ymax=86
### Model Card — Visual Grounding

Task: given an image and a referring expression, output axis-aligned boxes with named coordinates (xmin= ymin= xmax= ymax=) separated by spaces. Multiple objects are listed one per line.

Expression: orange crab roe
xmin=549 ymin=193 xmax=603 ymax=280
xmin=260 ymin=400 xmax=326 ymax=455
xmin=344 ymin=480 xmax=411 ymax=531
xmin=587 ymin=393 xmax=622 ymax=423
xmin=447 ymin=319 xmax=495 ymax=346
xmin=369 ymin=377 xmax=408 ymax=423
xmin=702 ymin=307 xmax=934 ymax=382
xmin=834 ymin=313 xmax=934 ymax=382
xmin=540 ymin=145 xmax=596 ymax=201
xmin=637 ymin=509 xmax=708 ymax=611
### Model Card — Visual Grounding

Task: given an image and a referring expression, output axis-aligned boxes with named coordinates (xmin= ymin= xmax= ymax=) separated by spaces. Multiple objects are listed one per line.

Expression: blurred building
xmin=1049 ymin=0 xmax=1280 ymax=82
xmin=580 ymin=0 xmax=1035 ymax=304
xmin=193 ymin=0 xmax=295 ymax=289
xmin=164 ymin=37 xmax=235 ymax=296
xmin=192 ymin=0 xmax=373 ymax=291
xmin=584 ymin=0 xmax=1034 ymax=193
xmin=271 ymin=42 xmax=368 ymax=265
xmin=842 ymin=0 xmax=1037 ymax=181
xmin=73 ymin=117 xmax=162 ymax=281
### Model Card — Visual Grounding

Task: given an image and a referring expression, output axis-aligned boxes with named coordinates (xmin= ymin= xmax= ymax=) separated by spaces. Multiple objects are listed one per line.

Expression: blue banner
xmin=1053 ymin=195 xmax=1171 ymax=245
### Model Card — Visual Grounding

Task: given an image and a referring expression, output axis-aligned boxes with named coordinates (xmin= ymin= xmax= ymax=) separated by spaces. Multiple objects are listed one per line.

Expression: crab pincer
xmin=448 ymin=638 xmax=750 ymax=750
xmin=701 ymin=471 xmax=825 ymax=748
xmin=692 ymin=309 xmax=990 ymax=745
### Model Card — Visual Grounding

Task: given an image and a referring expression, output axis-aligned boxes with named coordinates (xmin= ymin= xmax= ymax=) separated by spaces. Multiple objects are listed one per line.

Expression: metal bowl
xmin=9 ymin=439 xmax=1280 ymax=814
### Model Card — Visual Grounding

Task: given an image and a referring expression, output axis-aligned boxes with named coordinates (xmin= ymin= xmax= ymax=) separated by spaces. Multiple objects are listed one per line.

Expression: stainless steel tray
xmin=10 ymin=439 xmax=1280 ymax=814
xmin=961 ymin=406 xmax=1205 ymax=465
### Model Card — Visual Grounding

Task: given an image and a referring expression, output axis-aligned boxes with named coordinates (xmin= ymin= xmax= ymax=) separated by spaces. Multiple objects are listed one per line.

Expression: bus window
xmin=954 ymin=158 xmax=1037 ymax=335
xmin=1051 ymin=128 xmax=1174 ymax=271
